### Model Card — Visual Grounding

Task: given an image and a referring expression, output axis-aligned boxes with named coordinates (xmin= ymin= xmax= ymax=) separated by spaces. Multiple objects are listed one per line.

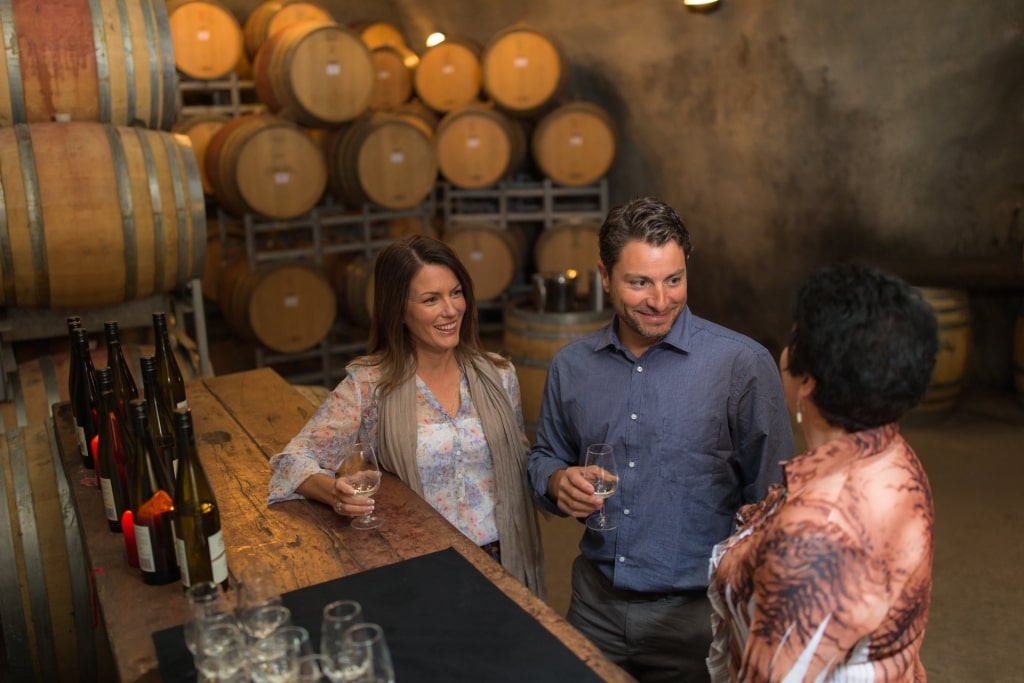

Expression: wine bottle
xmin=140 ymin=356 xmax=178 ymax=477
xmin=96 ymin=368 xmax=133 ymax=533
xmin=172 ymin=409 xmax=228 ymax=589
xmin=105 ymin=321 xmax=139 ymax=428
xmin=128 ymin=400 xmax=180 ymax=585
xmin=152 ymin=312 xmax=187 ymax=412
xmin=70 ymin=328 xmax=101 ymax=469
xmin=66 ymin=316 xmax=82 ymax=417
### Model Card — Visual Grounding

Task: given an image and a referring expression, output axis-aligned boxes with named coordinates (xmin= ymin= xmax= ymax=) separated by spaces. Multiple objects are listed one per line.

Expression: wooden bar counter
xmin=54 ymin=367 xmax=633 ymax=683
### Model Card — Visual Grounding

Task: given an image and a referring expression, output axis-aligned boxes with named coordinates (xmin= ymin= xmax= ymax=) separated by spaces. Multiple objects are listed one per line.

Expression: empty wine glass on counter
xmin=184 ymin=581 xmax=235 ymax=655
xmin=582 ymin=443 xmax=619 ymax=531
xmin=236 ymin=565 xmax=286 ymax=640
xmin=241 ymin=604 xmax=292 ymax=642
xmin=248 ymin=630 xmax=299 ymax=683
xmin=320 ymin=599 xmax=363 ymax=681
xmin=194 ymin=621 xmax=248 ymax=682
xmin=336 ymin=443 xmax=384 ymax=530
xmin=342 ymin=622 xmax=395 ymax=683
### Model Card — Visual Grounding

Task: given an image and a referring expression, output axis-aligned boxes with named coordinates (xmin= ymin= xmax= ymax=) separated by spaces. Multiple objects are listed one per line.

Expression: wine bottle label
xmin=174 ymin=536 xmax=191 ymax=587
xmin=100 ymin=477 xmax=117 ymax=522
xmin=175 ymin=399 xmax=188 ymax=411
xmin=135 ymin=523 xmax=156 ymax=572
xmin=76 ymin=425 xmax=88 ymax=458
xmin=208 ymin=529 xmax=228 ymax=584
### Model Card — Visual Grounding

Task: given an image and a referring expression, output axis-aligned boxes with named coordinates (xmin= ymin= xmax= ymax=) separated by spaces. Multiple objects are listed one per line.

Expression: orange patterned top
xmin=708 ymin=424 xmax=933 ymax=682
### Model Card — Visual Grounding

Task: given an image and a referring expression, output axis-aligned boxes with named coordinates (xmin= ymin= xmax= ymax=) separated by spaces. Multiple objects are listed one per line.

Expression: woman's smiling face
xmin=404 ymin=263 xmax=466 ymax=357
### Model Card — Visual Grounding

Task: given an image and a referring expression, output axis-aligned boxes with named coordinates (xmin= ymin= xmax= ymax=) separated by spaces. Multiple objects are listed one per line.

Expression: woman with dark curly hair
xmin=707 ymin=263 xmax=938 ymax=682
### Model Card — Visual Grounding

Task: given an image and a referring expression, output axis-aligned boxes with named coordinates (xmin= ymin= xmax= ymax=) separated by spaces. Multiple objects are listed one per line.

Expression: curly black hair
xmin=785 ymin=263 xmax=939 ymax=432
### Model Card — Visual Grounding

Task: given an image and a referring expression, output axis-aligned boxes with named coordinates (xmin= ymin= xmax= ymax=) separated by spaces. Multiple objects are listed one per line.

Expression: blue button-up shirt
xmin=527 ymin=307 xmax=794 ymax=592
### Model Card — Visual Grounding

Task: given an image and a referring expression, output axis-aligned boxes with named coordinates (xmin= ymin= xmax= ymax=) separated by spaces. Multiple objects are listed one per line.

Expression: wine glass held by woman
xmin=267 ymin=235 xmax=546 ymax=598
xmin=336 ymin=443 xmax=384 ymax=530
xmin=707 ymin=263 xmax=939 ymax=682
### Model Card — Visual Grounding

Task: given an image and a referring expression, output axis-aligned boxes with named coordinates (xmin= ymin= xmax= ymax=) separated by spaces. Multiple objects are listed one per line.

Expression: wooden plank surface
xmin=53 ymin=368 xmax=633 ymax=683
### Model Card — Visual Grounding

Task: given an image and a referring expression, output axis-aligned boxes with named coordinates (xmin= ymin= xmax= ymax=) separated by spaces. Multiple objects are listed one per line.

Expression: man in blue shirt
xmin=527 ymin=197 xmax=794 ymax=682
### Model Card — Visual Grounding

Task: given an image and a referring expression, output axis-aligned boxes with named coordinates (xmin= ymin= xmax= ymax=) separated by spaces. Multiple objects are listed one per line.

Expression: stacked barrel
xmin=0 ymin=2 xmax=205 ymax=680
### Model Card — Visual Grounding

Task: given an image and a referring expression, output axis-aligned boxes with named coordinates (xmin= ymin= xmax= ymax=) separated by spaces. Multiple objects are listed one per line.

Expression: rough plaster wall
xmin=222 ymin=0 xmax=1024 ymax=380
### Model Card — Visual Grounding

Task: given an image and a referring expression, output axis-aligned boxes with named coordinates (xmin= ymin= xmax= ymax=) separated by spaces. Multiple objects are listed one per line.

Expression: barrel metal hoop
xmin=147 ymin=0 xmax=178 ymax=130
xmin=15 ymin=124 xmax=49 ymax=305
xmin=105 ymin=124 xmax=138 ymax=300
xmin=0 ymin=433 xmax=34 ymax=682
xmin=48 ymin=418 xmax=98 ymax=678
xmin=87 ymin=0 xmax=112 ymax=122
xmin=113 ymin=0 xmax=137 ymax=125
xmin=159 ymin=133 xmax=192 ymax=286
xmin=509 ymin=354 xmax=551 ymax=369
xmin=10 ymin=428 xmax=60 ymax=681
xmin=134 ymin=127 xmax=166 ymax=288
xmin=0 ymin=150 xmax=15 ymax=305
xmin=177 ymin=130 xmax=209 ymax=281
xmin=0 ymin=2 xmax=26 ymax=123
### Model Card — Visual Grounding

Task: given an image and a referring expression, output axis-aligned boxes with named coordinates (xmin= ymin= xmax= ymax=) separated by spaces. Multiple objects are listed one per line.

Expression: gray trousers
xmin=566 ymin=555 xmax=713 ymax=683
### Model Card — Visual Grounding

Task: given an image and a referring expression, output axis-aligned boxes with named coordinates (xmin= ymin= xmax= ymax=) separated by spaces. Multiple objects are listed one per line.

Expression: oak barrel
xmin=436 ymin=102 xmax=526 ymax=189
xmin=534 ymin=221 xmax=602 ymax=298
xmin=413 ymin=37 xmax=483 ymax=113
xmin=443 ymin=224 xmax=524 ymax=301
xmin=0 ymin=422 xmax=111 ymax=681
xmin=532 ymin=101 xmax=617 ymax=187
xmin=166 ymin=0 xmax=244 ymax=81
xmin=205 ymin=113 xmax=327 ymax=219
xmin=481 ymin=26 xmax=567 ymax=116
xmin=503 ymin=301 xmax=613 ymax=437
xmin=219 ymin=259 xmax=337 ymax=353
xmin=254 ymin=20 xmax=375 ymax=127
xmin=914 ymin=287 xmax=972 ymax=415
xmin=243 ymin=0 xmax=334 ymax=60
xmin=0 ymin=122 xmax=206 ymax=309
xmin=0 ymin=0 xmax=176 ymax=129
xmin=173 ymin=113 xmax=231 ymax=195
xmin=325 ymin=111 xmax=438 ymax=209
xmin=329 ymin=252 xmax=377 ymax=329
xmin=349 ymin=20 xmax=407 ymax=49
xmin=369 ymin=44 xmax=416 ymax=110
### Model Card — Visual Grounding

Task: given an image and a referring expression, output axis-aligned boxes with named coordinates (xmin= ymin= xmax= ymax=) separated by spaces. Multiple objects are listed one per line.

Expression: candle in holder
xmin=121 ymin=510 xmax=139 ymax=568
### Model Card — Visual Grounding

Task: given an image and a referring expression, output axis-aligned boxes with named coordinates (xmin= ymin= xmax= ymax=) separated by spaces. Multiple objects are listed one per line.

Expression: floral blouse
xmin=267 ymin=359 xmax=527 ymax=546
xmin=708 ymin=424 xmax=934 ymax=682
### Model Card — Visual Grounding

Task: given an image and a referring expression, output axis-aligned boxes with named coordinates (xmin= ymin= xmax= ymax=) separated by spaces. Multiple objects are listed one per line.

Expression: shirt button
xmin=623 ymin=509 xmax=630 ymax=515
xmin=636 ymin=366 xmax=643 ymax=373
xmin=630 ymin=413 xmax=637 ymax=420
xmin=618 ymin=556 xmax=626 ymax=563
xmin=629 ymin=462 xmax=636 ymax=468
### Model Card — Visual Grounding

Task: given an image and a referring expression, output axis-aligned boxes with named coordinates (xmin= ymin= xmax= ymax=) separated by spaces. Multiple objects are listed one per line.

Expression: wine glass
xmin=342 ymin=622 xmax=395 ymax=683
xmin=194 ymin=621 xmax=248 ymax=682
xmin=320 ymin=599 xmax=363 ymax=682
xmin=336 ymin=443 xmax=384 ymax=530
xmin=236 ymin=565 xmax=285 ymax=640
xmin=582 ymin=443 xmax=618 ymax=531
xmin=184 ymin=581 xmax=234 ymax=655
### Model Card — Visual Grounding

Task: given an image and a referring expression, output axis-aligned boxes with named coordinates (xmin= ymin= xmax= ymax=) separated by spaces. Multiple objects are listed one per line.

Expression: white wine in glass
xmin=337 ymin=443 xmax=384 ymax=530
xmin=583 ymin=443 xmax=618 ymax=531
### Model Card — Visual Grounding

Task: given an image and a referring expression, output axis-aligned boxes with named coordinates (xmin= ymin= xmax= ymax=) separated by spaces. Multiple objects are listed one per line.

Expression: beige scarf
xmin=377 ymin=354 xmax=546 ymax=598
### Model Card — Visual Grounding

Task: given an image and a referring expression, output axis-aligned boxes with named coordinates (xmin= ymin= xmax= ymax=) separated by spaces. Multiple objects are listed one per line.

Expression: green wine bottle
xmin=172 ymin=408 xmax=228 ymax=589
xmin=128 ymin=400 xmax=180 ymax=585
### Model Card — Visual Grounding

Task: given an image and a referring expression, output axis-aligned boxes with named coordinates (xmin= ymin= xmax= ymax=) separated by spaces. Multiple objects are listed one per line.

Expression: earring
xmin=796 ymin=398 xmax=803 ymax=424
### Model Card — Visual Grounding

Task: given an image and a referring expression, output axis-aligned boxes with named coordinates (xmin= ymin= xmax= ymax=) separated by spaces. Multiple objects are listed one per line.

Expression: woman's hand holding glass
xmin=334 ymin=443 xmax=384 ymax=530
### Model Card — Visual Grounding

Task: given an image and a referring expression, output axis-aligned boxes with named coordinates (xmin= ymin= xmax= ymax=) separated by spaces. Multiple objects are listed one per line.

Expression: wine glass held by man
xmin=707 ymin=263 xmax=939 ymax=682
xmin=267 ymin=235 xmax=546 ymax=597
xmin=581 ymin=443 xmax=618 ymax=531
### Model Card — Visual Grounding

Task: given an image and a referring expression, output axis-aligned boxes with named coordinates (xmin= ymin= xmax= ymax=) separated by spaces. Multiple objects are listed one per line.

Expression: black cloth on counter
xmin=153 ymin=547 xmax=605 ymax=682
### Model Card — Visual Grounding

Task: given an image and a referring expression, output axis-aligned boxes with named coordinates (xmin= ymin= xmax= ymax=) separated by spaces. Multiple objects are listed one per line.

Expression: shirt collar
xmin=593 ymin=306 xmax=693 ymax=355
